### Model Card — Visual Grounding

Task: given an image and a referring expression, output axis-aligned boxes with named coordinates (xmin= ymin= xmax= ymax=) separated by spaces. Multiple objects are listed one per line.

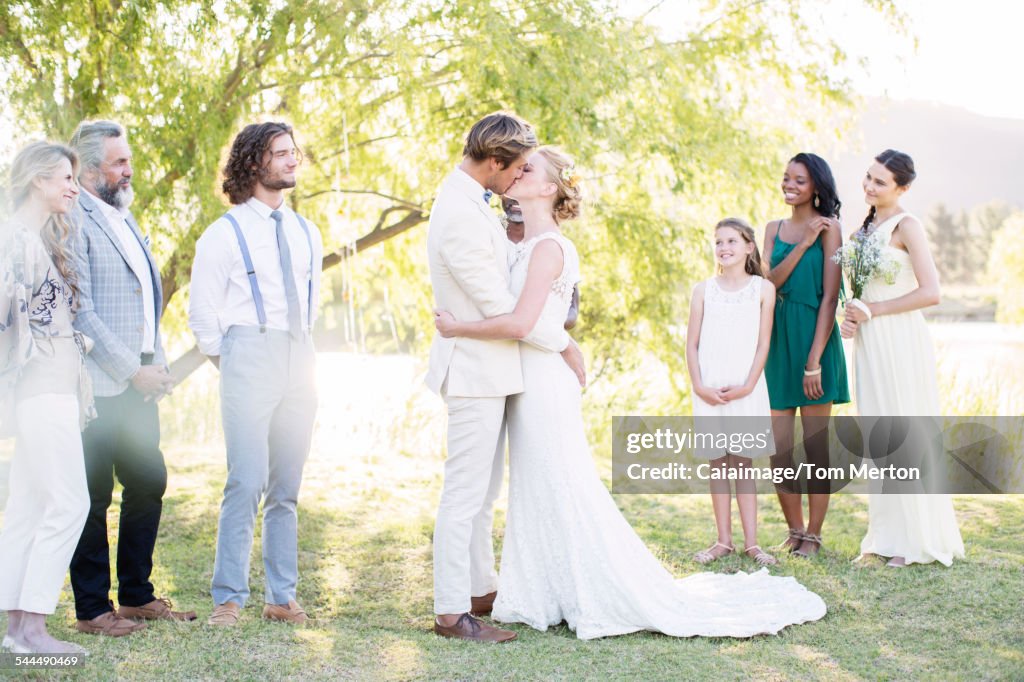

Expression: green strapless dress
xmin=765 ymin=230 xmax=850 ymax=410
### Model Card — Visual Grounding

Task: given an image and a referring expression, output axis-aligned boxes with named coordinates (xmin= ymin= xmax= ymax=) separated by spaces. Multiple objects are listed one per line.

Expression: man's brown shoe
xmin=262 ymin=600 xmax=308 ymax=625
xmin=207 ymin=602 xmax=241 ymax=627
xmin=76 ymin=611 xmax=147 ymax=637
xmin=118 ymin=598 xmax=197 ymax=622
xmin=470 ymin=591 xmax=497 ymax=616
xmin=433 ymin=613 xmax=516 ymax=642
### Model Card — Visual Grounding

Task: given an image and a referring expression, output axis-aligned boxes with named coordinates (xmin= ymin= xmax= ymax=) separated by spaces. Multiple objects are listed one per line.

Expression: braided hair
xmin=861 ymin=149 xmax=916 ymax=232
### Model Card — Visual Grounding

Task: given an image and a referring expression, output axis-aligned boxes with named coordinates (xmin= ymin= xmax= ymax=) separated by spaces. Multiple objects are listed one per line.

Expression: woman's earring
xmin=813 ymin=193 xmax=820 ymax=208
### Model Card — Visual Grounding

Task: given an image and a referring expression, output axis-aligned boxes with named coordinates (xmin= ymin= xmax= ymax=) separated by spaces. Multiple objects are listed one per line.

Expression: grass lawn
xmin=2 ymin=353 xmax=1022 ymax=680
xmin=2 ymin=439 xmax=1022 ymax=681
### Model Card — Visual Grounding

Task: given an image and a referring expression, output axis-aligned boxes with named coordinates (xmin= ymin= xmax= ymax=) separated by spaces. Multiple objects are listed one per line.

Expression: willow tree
xmin=0 ymin=0 xmax=904 ymax=406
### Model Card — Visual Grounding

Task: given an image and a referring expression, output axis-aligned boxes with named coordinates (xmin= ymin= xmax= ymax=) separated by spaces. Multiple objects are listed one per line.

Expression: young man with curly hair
xmin=188 ymin=121 xmax=323 ymax=627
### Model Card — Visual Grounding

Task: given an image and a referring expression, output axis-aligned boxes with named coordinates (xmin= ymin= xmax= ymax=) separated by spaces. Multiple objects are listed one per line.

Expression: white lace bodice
xmin=509 ymin=232 xmax=580 ymax=345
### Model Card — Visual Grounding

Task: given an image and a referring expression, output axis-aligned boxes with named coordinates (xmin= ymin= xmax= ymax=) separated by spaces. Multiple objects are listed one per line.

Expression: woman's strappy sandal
xmin=744 ymin=545 xmax=778 ymax=566
xmin=777 ymin=527 xmax=805 ymax=553
xmin=694 ymin=541 xmax=734 ymax=565
xmin=793 ymin=532 xmax=823 ymax=558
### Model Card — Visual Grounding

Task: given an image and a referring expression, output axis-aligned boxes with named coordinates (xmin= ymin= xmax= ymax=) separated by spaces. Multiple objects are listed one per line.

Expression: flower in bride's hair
xmin=560 ymin=164 xmax=580 ymax=188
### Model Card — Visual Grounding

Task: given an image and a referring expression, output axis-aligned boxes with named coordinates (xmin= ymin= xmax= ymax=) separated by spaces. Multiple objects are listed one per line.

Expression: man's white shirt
xmin=189 ymin=197 xmax=324 ymax=356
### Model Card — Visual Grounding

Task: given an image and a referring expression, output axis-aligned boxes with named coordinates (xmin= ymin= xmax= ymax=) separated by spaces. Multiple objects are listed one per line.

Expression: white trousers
xmin=433 ymin=393 xmax=507 ymax=615
xmin=0 ymin=394 xmax=89 ymax=614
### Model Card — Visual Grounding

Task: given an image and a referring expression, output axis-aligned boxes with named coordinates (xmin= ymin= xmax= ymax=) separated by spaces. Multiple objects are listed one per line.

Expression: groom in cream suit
xmin=426 ymin=112 xmax=584 ymax=642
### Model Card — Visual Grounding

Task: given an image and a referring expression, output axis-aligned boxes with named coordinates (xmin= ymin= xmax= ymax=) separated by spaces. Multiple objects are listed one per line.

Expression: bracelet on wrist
xmin=804 ymin=367 xmax=822 ymax=377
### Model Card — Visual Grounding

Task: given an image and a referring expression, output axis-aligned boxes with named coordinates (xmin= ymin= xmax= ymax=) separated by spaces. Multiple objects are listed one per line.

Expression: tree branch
xmin=168 ymin=206 xmax=428 ymax=383
xmin=0 ymin=11 xmax=42 ymax=79
xmin=321 ymin=207 xmax=426 ymax=268
xmin=300 ymin=188 xmax=424 ymax=212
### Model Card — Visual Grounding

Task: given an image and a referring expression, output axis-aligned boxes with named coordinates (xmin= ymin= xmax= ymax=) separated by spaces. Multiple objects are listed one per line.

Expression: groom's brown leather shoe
xmin=433 ymin=613 xmax=516 ymax=642
xmin=470 ymin=591 xmax=497 ymax=616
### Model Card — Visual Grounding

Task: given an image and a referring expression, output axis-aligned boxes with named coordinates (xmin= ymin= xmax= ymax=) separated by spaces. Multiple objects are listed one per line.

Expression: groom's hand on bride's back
xmin=561 ymin=339 xmax=586 ymax=387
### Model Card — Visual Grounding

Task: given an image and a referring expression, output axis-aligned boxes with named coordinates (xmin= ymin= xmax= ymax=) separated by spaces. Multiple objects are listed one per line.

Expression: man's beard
xmin=258 ymin=168 xmax=297 ymax=192
xmin=97 ymin=179 xmax=134 ymax=209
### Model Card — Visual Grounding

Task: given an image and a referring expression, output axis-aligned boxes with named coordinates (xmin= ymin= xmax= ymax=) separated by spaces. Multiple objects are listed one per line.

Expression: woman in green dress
xmin=763 ymin=153 xmax=849 ymax=557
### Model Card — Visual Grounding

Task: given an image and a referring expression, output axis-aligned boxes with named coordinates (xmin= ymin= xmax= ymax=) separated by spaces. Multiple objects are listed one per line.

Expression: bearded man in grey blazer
xmin=68 ymin=120 xmax=195 ymax=637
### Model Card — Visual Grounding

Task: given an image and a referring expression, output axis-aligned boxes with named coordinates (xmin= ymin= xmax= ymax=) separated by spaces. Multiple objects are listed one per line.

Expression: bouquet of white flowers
xmin=832 ymin=229 xmax=901 ymax=303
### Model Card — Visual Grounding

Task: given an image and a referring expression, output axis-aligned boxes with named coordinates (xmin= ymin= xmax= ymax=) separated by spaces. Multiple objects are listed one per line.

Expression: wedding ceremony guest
xmin=502 ymin=195 xmax=579 ymax=330
xmin=425 ymin=113 xmax=583 ymax=642
xmin=762 ymin=153 xmax=849 ymax=558
xmin=0 ymin=142 xmax=92 ymax=654
xmin=841 ymin=149 xmax=964 ymax=567
xmin=189 ymin=121 xmax=323 ymax=626
xmin=68 ymin=121 xmax=194 ymax=636
xmin=687 ymin=218 xmax=778 ymax=566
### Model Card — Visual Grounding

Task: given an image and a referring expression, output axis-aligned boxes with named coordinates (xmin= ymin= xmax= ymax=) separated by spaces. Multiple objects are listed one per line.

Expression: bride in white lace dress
xmin=434 ymin=147 xmax=826 ymax=639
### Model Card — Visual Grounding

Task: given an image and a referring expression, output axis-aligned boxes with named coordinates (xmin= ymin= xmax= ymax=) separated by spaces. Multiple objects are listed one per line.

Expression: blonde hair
xmin=463 ymin=111 xmax=538 ymax=168
xmin=9 ymin=141 xmax=81 ymax=303
xmin=714 ymin=217 xmax=763 ymax=277
xmin=536 ymin=146 xmax=582 ymax=222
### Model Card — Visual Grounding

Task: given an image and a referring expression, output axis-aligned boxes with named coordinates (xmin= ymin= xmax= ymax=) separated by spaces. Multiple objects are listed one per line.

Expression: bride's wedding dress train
xmin=492 ymin=233 xmax=827 ymax=639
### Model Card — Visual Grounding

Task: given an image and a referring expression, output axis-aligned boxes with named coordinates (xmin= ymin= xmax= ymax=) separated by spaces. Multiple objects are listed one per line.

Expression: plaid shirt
xmin=71 ymin=191 xmax=166 ymax=397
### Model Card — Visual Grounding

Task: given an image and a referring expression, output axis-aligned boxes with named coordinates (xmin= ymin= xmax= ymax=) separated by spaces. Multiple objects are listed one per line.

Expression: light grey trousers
xmin=211 ymin=326 xmax=317 ymax=607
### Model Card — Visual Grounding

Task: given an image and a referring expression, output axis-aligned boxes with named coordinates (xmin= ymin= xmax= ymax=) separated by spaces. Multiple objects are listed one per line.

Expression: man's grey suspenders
xmin=223 ymin=211 xmax=315 ymax=333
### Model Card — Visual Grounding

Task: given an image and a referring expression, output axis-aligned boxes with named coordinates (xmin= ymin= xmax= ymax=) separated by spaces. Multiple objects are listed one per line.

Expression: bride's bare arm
xmin=435 ymin=240 xmax=564 ymax=340
xmin=846 ymin=216 xmax=940 ymax=322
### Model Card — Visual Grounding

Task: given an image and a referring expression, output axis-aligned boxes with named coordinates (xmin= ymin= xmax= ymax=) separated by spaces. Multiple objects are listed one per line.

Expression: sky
xmin=634 ymin=0 xmax=1024 ymax=121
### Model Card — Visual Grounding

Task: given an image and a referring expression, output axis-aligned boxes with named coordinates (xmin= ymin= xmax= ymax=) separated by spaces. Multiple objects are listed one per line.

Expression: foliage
xmin=1 ymin=0 xmax=906 ymax=401
xmin=925 ymin=200 xmax=1015 ymax=286
xmin=985 ymin=211 xmax=1024 ymax=324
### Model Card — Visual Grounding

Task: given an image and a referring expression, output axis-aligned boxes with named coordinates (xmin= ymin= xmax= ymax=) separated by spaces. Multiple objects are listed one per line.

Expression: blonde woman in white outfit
xmin=841 ymin=149 xmax=965 ymax=567
xmin=0 ymin=142 xmax=94 ymax=654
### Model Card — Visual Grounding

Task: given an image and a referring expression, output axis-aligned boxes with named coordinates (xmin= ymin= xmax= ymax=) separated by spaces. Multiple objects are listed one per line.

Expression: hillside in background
xmin=829 ymin=99 xmax=1024 ymax=219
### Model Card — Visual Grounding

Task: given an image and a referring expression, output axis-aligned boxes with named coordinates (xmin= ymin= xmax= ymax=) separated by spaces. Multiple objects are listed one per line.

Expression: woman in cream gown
xmin=840 ymin=149 xmax=964 ymax=567
xmin=436 ymin=147 xmax=827 ymax=639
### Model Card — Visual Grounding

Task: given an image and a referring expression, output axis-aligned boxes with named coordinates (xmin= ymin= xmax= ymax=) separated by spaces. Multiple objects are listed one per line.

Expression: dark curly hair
xmin=222 ymin=121 xmax=300 ymax=205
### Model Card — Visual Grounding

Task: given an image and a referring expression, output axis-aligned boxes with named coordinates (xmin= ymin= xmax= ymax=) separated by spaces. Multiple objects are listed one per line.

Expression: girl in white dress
xmin=686 ymin=218 xmax=777 ymax=566
xmin=840 ymin=149 xmax=965 ymax=567
xmin=435 ymin=148 xmax=825 ymax=639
